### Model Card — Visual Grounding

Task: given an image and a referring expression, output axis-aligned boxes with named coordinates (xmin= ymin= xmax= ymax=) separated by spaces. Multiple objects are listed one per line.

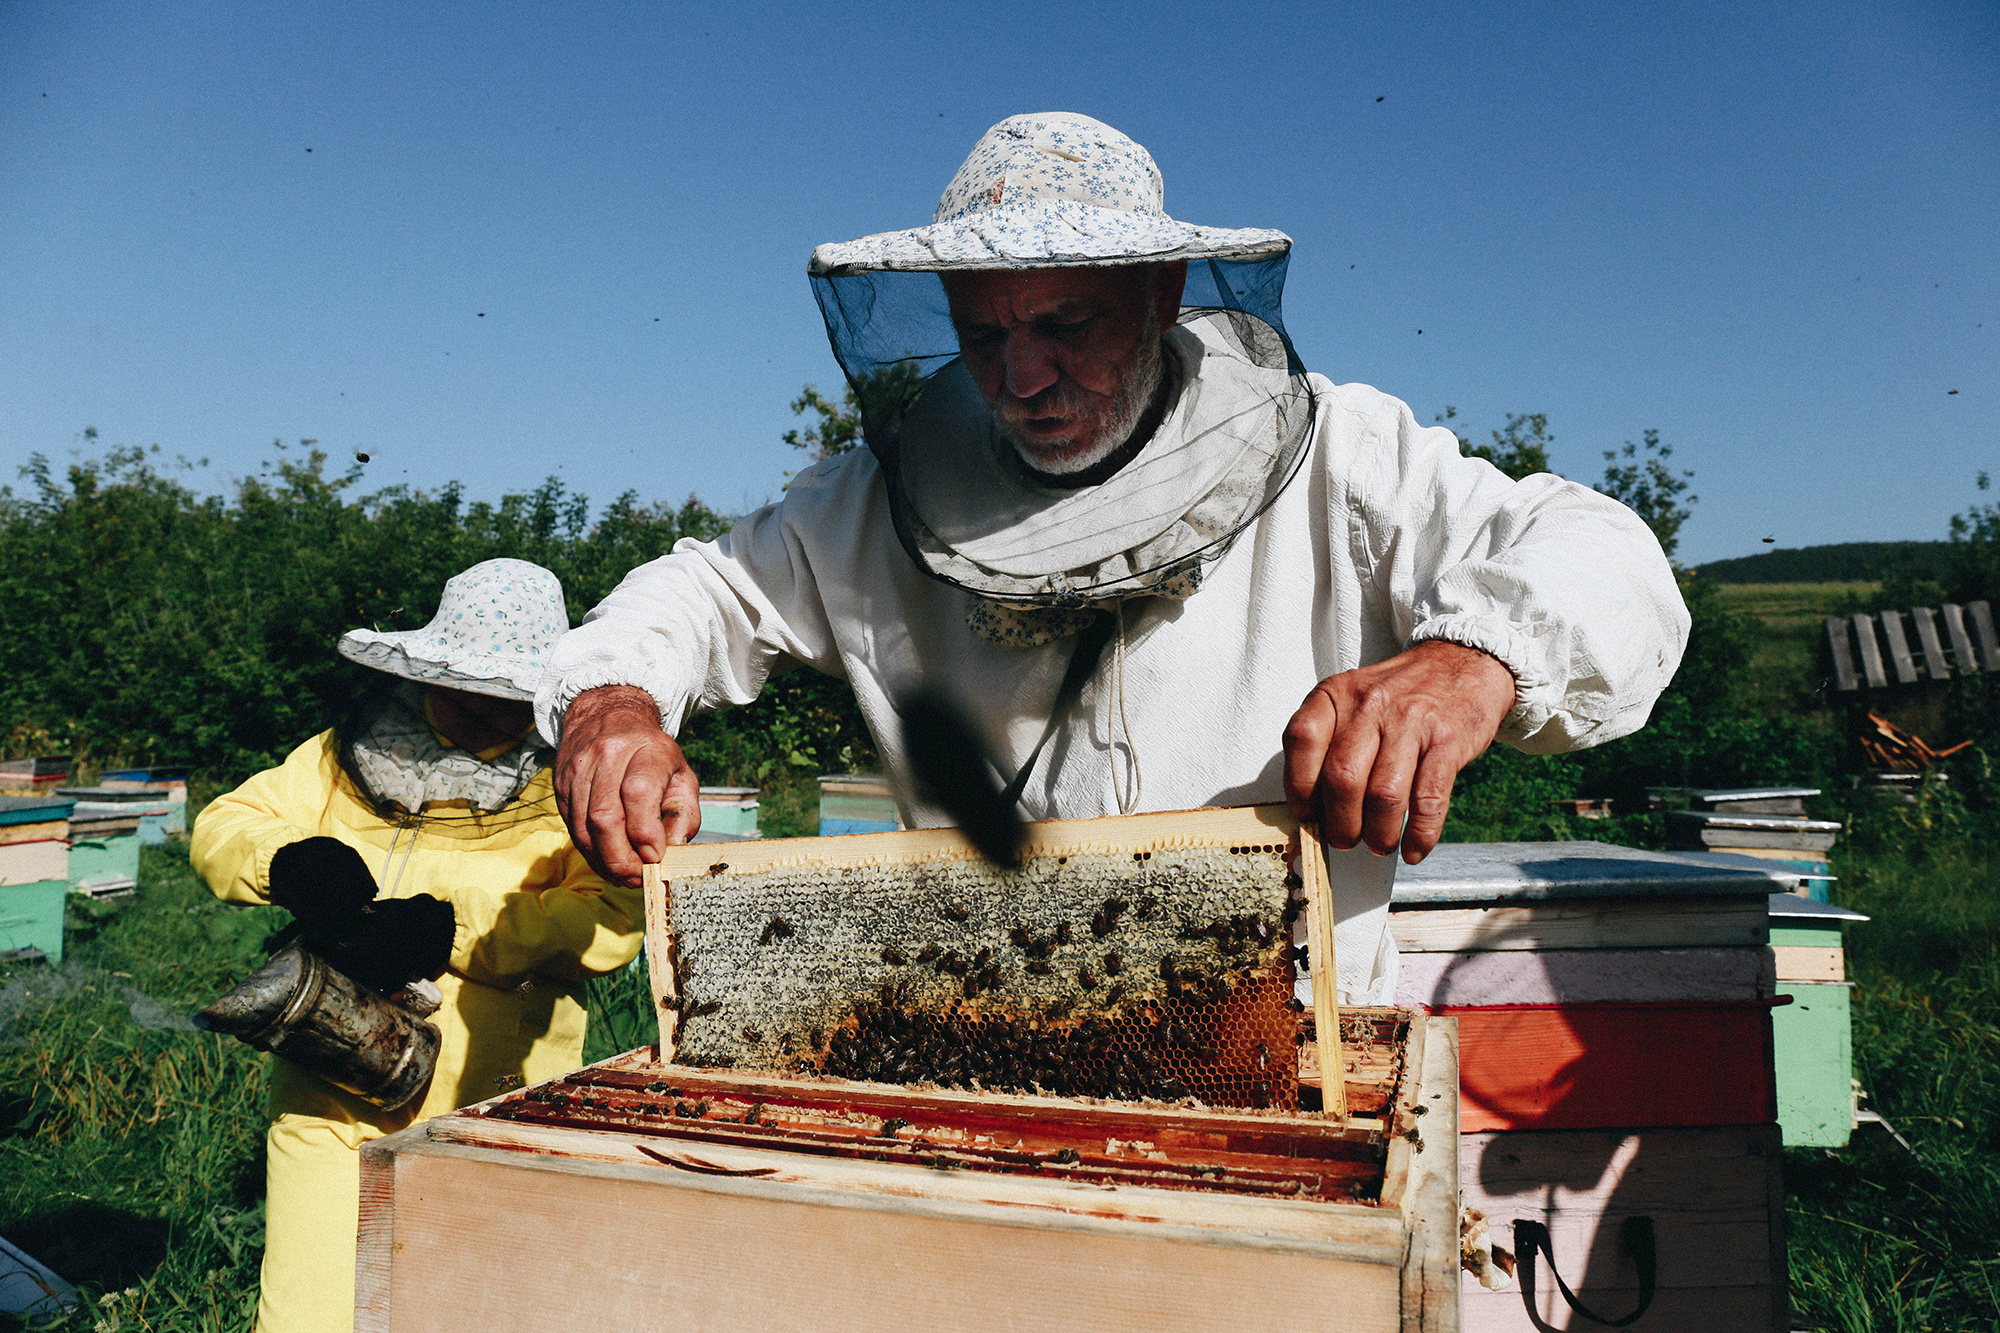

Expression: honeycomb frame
xmin=643 ymin=804 xmax=1349 ymax=1120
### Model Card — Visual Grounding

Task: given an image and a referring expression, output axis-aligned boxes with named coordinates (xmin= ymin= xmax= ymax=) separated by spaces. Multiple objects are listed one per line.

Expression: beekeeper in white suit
xmin=536 ymin=112 xmax=1688 ymax=1004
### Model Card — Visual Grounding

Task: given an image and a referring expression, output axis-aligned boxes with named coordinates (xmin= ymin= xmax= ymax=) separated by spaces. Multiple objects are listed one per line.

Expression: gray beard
xmin=1000 ymin=332 xmax=1166 ymax=477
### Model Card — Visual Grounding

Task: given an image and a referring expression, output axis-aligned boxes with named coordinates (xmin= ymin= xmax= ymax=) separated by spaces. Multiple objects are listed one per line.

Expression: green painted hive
xmin=0 ymin=879 xmax=66 ymax=962
xmin=1769 ymin=895 xmax=1867 ymax=1147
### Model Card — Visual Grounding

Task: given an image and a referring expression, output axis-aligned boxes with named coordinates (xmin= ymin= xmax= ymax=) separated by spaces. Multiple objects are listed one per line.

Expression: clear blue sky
xmin=2 ymin=0 xmax=1993 ymax=565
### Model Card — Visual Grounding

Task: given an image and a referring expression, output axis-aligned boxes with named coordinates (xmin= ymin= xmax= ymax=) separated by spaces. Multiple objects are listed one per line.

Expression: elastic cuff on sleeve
xmin=534 ymin=668 xmax=676 ymax=749
xmin=1407 ymin=615 xmax=1556 ymax=744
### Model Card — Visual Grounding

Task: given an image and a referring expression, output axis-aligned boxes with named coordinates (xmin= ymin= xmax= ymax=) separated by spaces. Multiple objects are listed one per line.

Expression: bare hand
xmin=552 ymin=685 xmax=702 ymax=887
xmin=1281 ymin=640 xmax=1517 ymax=864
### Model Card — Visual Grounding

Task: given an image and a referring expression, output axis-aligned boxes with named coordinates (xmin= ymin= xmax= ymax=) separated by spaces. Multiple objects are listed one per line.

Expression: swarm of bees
xmin=806 ymin=980 xmax=1286 ymax=1106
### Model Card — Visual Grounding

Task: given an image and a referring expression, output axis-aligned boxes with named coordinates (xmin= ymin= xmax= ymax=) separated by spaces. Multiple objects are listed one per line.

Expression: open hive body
xmin=357 ymin=807 xmax=1461 ymax=1332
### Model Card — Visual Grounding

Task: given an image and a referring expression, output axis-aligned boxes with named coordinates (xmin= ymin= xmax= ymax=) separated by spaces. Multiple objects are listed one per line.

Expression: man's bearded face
xmin=944 ymin=263 xmax=1186 ymax=476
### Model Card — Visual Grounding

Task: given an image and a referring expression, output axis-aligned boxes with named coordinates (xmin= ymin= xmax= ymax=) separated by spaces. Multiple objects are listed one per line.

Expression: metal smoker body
xmin=197 ymin=944 xmax=441 ymax=1111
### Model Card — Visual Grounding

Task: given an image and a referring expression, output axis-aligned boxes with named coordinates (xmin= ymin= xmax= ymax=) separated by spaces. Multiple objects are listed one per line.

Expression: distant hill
xmin=1692 ymin=541 xmax=1952 ymax=585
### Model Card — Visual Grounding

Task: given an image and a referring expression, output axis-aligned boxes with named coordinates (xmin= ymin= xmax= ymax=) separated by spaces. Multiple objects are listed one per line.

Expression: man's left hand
xmin=1282 ymin=640 xmax=1518 ymax=864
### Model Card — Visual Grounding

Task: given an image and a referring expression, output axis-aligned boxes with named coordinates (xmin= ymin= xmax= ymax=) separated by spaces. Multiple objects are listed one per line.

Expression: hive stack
xmin=0 ymin=796 xmax=74 ymax=963
xmin=1665 ymin=787 xmax=1837 ymax=900
xmin=0 ymin=756 xmax=71 ymax=797
xmin=1766 ymin=893 xmax=1867 ymax=1148
xmin=56 ymin=786 xmax=170 ymax=900
xmin=1391 ymin=841 xmax=1791 ymax=1333
xmin=101 ymin=766 xmax=191 ymax=839
xmin=691 ymin=786 xmax=761 ymax=844
xmin=815 ymin=773 xmax=902 ymax=835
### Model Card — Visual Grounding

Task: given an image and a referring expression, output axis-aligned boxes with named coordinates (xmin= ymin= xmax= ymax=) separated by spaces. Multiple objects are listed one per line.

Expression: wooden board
xmin=357 ymin=1018 xmax=1461 ymax=1333
xmin=1389 ymin=896 xmax=1768 ymax=953
xmin=0 ymin=822 xmax=66 ymax=847
xmin=1439 ymin=1003 xmax=1776 ymax=1132
xmin=642 ymin=804 xmax=1350 ymax=1122
xmin=1771 ymin=945 xmax=1843 ymax=983
xmin=1396 ymin=947 xmax=1773 ymax=1007
xmin=0 ymin=839 xmax=66 ymax=888
xmin=1460 ymin=1124 xmax=1786 ymax=1333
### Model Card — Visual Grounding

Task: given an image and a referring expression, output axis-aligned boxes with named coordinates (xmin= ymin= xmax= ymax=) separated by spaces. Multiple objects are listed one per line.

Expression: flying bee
xmin=944 ymin=900 xmax=969 ymax=922
xmin=881 ymin=945 xmax=908 ymax=965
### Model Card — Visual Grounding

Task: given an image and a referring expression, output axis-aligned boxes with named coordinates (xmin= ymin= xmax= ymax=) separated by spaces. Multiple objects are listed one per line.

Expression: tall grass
xmin=2 ymin=843 xmax=283 ymax=1331
xmin=1783 ymin=797 xmax=2000 ymax=1332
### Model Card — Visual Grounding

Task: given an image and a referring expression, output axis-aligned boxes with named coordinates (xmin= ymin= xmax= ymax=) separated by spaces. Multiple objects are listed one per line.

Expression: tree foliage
xmin=1596 ymin=428 xmax=1696 ymax=560
xmin=0 ymin=442 xmax=870 ymax=789
xmin=782 ymin=385 xmax=864 ymax=469
xmin=1439 ymin=407 xmax=1557 ymax=482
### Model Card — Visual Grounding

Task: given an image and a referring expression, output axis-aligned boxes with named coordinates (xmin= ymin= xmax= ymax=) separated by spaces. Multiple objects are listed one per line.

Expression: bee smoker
xmin=195 ymin=944 xmax=442 ymax=1111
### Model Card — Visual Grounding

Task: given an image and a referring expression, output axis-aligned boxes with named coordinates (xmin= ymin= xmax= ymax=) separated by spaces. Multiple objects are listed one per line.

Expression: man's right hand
xmin=552 ymin=685 xmax=702 ymax=888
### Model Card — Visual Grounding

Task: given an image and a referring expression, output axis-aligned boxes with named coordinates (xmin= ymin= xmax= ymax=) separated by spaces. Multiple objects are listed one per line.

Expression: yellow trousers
xmin=256 ymin=1114 xmax=382 ymax=1333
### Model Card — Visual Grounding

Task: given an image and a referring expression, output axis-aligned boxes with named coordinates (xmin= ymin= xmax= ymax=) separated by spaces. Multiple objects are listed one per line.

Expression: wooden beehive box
xmin=358 ymin=806 xmax=1462 ymax=1332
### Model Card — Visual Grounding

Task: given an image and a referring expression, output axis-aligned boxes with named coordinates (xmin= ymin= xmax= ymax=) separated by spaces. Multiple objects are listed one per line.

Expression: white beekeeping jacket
xmin=537 ymin=377 xmax=1689 ymax=1004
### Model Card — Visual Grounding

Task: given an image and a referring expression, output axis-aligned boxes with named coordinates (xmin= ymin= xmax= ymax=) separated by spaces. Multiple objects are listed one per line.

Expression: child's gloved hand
xmin=268 ymin=837 xmax=379 ymax=934
xmin=326 ymin=895 xmax=457 ymax=996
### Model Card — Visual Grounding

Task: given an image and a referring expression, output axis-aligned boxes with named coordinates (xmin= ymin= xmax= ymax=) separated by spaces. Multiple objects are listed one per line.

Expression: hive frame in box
xmin=355 ymin=805 xmax=1461 ymax=1331
xmin=358 ymin=1017 xmax=1460 ymax=1332
xmin=643 ymin=803 xmax=1351 ymax=1121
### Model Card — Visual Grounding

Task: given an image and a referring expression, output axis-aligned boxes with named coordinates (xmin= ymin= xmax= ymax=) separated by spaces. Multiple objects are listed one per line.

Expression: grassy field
xmin=5 ymin=810 xmax=1998 ymax=1331
xmin=1713 ymin=580 xmax=1875 ymax=709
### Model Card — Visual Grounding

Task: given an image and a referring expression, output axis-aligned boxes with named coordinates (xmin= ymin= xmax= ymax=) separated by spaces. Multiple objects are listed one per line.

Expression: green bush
xmin=0 ymin=443 xmax=873 ymax=797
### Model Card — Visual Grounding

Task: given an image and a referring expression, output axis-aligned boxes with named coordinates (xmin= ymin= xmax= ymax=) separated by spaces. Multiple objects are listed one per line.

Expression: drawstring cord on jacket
xmin=1000 ymin=603 xmax=1142 ymax=816
xmin=1111 ymin=602 xmax=1141 ymax=815
xmin=379 ymin=812 xmax=425 ymax=899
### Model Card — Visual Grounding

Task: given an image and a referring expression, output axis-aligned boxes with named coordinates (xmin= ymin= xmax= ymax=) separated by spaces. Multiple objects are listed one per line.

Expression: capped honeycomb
xmin=663 ymin=839 xmax=1303 ymax=1109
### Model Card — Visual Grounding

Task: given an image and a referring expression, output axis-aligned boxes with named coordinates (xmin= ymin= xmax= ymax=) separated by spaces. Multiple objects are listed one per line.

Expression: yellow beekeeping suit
xmin=192 ymin=729 xmax=644 ymax=1333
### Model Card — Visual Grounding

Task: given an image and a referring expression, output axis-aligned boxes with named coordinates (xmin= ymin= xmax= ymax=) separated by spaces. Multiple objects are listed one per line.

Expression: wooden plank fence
xmin=1829 ymin=600 xmax=2000 ymax=691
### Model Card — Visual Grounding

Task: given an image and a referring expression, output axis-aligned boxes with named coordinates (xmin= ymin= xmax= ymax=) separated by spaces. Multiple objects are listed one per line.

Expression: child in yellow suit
xmin=193 ymin=559 xmax=643 ymax=1333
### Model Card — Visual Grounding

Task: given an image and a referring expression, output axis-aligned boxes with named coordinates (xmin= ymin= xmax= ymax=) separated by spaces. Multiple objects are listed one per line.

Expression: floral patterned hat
xmin=337 ymin=559 xmax=568 ymax=701
xmin=809 ymin=112 xmax=1289 ymax=275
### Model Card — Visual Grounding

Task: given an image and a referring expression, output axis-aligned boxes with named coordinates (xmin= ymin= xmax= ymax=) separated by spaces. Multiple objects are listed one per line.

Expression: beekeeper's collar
xmin=807 ymin=112 xmax=1314 ymax=609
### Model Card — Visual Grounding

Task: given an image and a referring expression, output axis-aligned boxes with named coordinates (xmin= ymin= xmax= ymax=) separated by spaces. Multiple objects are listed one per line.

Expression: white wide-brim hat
xmin=337 ymin=558 xmax=568 ymax=701
xmin=809 ymin=112 xmax=1290 ymax=275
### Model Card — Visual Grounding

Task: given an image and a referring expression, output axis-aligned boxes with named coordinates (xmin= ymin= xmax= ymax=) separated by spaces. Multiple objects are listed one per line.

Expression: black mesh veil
xmin=809 ymin=252 xmax=1317 ymax=607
